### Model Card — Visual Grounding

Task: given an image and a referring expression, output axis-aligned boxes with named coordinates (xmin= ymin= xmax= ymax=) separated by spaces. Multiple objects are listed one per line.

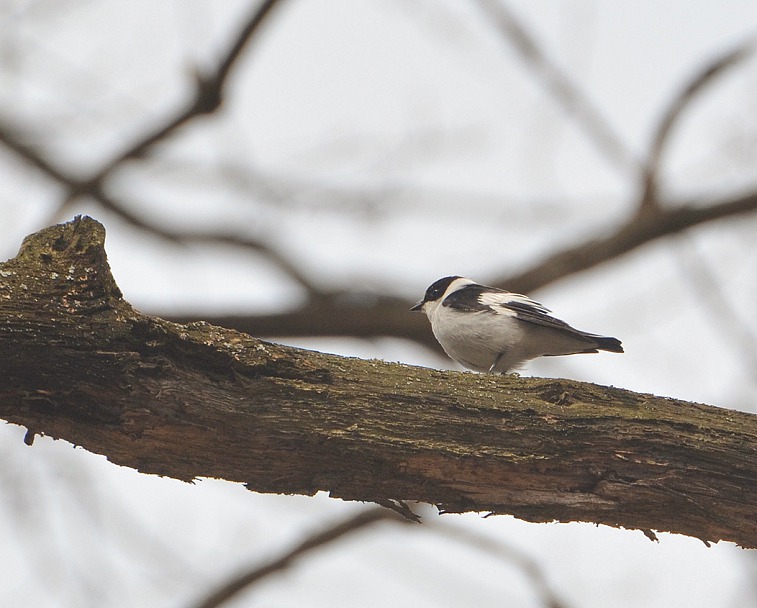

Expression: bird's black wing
xmin=444 ymin=285 xmax=556 ymax=319
xmin=502 ymin=299 xmax=622 ymax=350
xmin=441 ymin=284 xmax=496 ymax=312
xmin=499 ymin=299 xmax=579 ymax=332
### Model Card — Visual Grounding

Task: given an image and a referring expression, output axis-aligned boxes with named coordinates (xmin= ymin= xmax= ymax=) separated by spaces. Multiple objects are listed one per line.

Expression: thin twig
xmin=639 ymin=36 xmax=757 ymax=211
xmin=100 ymin=0 xmax=287 ymax=170
xmin=0 ymin=124 xmax=92 ymax=190
xmin=189 ymin=507 xmax=403 ymax=608
xmin=0 ymin=120 xmax=320 ymax=293
xmin=0 ymin=0 xmax=318 ymax=295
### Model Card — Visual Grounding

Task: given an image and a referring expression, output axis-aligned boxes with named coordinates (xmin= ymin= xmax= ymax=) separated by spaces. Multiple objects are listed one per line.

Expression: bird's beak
xmin=410 ymin=301 xmax=424 ymax=312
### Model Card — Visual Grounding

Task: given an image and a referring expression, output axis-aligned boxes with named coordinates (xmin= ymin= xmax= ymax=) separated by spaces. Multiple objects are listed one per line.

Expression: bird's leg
xmin=489 ymin=352 xmax=506 ymax=373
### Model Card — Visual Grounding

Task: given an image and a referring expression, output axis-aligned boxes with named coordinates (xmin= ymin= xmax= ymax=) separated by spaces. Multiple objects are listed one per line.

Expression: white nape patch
xmin=478 ymin=290 xmax=551 ymax=314
xmin=441 ymin=277 xmax=477 ymax=300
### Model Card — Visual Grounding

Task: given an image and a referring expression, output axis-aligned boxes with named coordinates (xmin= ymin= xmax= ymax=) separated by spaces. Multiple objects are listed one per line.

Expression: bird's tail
xmin=592 ymin=335 xmax=624 ymax=353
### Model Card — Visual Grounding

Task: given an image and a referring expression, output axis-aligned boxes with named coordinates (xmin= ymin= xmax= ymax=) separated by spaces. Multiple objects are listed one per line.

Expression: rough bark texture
xmin=1 ymin=217 xmax=756 ymax=547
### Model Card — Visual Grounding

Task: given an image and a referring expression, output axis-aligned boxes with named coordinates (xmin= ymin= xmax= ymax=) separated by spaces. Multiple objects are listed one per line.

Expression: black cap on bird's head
xmin=410 ymin=276 xmax=462 ymax=311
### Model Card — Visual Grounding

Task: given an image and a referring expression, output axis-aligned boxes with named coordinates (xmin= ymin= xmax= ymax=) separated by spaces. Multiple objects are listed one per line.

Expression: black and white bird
xmin=411 ymin=276 xmax=623 ymax=373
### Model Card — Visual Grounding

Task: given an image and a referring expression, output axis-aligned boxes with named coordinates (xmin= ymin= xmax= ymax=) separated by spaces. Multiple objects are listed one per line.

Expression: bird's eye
xmin=425 ymin=276 xmax=458 ymax=302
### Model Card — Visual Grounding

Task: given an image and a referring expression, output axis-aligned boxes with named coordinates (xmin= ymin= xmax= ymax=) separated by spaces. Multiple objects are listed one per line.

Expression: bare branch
xmin=0 ymin=118 xmax=320 ymax=294
xmin=0 ymin=0 xmax=285 ymax=189
xmin=0 ymin=124 xmax=91 ymax=191
xmin=0 ymin=0 xmax=315 ymax=292
xmin=0 ymin=96 xmax=475 ymax=300
xmin=639 ymin=36 xmax=757 ymax=210
xmin=169 ymin=293 xmax=434 ymax=347
xmin=191 ymin=508 xmax=401 ymax=608
xmin=99 ymin=0 xmax=287 ymax=170
xmin=497 ymin=189 xmax=757 ymax=294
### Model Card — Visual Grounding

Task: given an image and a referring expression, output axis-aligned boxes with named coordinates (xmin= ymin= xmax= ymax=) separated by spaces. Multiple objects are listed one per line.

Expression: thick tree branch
xmin=1 ymin=218 xmax=756 ymax=548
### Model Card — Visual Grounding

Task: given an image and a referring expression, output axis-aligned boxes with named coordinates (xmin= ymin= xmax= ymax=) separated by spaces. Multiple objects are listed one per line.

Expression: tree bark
xmin=1 ymin=217 xmax=756 ymax=547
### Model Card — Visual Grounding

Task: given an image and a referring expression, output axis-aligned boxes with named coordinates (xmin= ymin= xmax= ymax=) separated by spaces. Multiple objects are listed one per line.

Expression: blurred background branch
xmin=191 ymin=508 xmax=403 ymax=608
xmin=639 ymin=36 xmax=757 ymax=211
xmin=2 ymin=26 xmax=756 ymax=347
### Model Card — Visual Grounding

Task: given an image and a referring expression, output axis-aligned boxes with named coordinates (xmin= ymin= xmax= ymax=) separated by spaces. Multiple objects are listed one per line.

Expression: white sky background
xmin=1 ymin=1 xmax=757 ymax=607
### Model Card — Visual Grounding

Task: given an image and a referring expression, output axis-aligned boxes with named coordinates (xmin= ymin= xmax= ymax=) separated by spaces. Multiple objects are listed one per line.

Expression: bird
xmin=411 ymin=276 xmax=623 ymax=374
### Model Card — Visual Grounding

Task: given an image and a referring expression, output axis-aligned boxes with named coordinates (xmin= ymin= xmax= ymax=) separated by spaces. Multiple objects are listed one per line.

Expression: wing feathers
xmin=442 ymin=284 xmax=623 ymax=352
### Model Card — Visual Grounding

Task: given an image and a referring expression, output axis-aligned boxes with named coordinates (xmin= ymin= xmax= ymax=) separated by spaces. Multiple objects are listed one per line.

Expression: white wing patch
xmin=478 ymin=290 xmax=551 ymax=315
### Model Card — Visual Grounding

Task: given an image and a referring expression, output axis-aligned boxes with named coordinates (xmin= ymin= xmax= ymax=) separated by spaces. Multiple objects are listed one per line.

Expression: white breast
xmin=427 ymin=304 xmax=527 ymax=372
